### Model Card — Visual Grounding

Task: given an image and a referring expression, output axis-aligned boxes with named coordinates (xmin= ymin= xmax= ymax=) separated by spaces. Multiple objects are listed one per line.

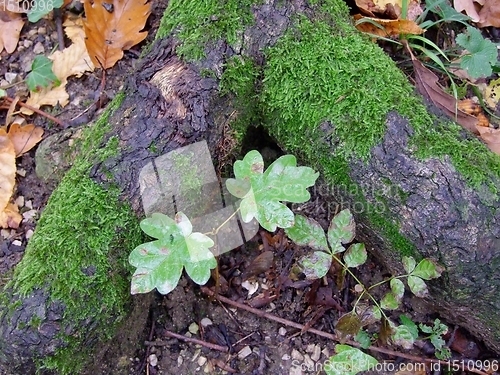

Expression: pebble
xmin=26 ymin=229 xmax=34 ymax=240
xmin=37 ymin=27 xmax=47 ymax=35
xmin=22 ymin=209 xmax=37 ymax=221
xmin=188 ymin=322 xmax=199 ymax=335
xmin=291 ymin=349 xmax=304 ymax=361
xmin=197 ymin=356 xmax=207 ymax=366
xmin=281 ymin=353 xmax=291 ymax=360
xmin=237 ymin=346 xmax=252 ymax=359
xmin=33 ymin=42 xmax=45 ymax=54
xmin=16 ymin=168 xmax=26 ymax=177
xmin=5 ymin=72 xmax=18 ymax=83
xmin=200 ymin=317 xmax=212 ymax=327
xmin=14 ymin=196 xmax=24 ymax=208
xmin=28 ymin=29 xmax=38 ymax=37
xmin=25 ymin=200 xmax=33 ymax=209
xmin=148 ymin=354 xmax=157 ymax=367
xmin=278 ymin=327 xmax=287 ymax=336
xmin=311 ymin=345 xmax=321 ymax=361
xmin=12 ymin=240 xmax=22 ymax=246
xmin=23 ymin=40 xmax=33 ymax=48
xmin=303 ymin=354 xmax=314 ymax=369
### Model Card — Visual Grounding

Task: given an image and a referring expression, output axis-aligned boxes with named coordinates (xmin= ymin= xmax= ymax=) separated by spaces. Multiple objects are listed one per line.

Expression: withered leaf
xmin=335 ymin=312 xmax=362 ymax=342
xmin=405 ymin=42 xmax=479 ymax=134
xmin=83 ymin=0 xmax=151 ymax=69
xmin=0 ymin=9 xmax=24 ymax=54
xmin=0 ymin=128 xmax=21 ymax=229
xmin=354 ymin=15 xmax=424 ymax=37
xmin=7 ymin=123 xmax=44 ymax=156
xmin=476 ymin=125 xmax=500 ymax=155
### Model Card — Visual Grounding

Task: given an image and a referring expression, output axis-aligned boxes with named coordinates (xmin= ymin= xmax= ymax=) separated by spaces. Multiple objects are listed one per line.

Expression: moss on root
xmin=5 ymin=93 xmax=144 ymax=374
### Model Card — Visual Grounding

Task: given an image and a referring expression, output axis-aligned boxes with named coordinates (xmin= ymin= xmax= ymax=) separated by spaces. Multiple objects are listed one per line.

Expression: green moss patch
xmin=5 ymin=93 xmax=143 ymax=374
xmin=156 ymin=0 xmax=261 ymax=60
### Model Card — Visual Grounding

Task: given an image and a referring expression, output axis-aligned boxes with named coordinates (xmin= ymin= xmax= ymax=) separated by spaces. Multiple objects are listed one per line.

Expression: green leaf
xmin=390 ymin=278 xmax=405 ymax=300
xmin=419 ymin=322 xmax=434 ymax=334
xmin=411 ymin=258 xmax=442 ymax=280
xmin=28 ymin=0 xmax=64 ymax=23
xmin=0 ymin=89 xmax=6 ymax=98
xmin=380 ymin=292 xmax=400 ymax=310
xmin=435 ymin=346 xmax=452 ymax=360
xmin=399 ymin=315 xmax=419 ymax=339
xmin=402 ymin=256 xmax=416 ymax=274
xmin=355 ymin=330 xmax=371 ymax=349
xmin=226 ymin=150 xmax=319 ymax=231
xmin=26 ymin=55 xmax=60 ymax=92
xmin=392 ymin=324 xmax=415 ymax=349
xmin=326 ymin=345 xmax=378 ymax=375
xmin=327 ymin=209 xmax=355 ymax=247
xmin=285 ymin=215 xmax=328 ymax=251
xmin=343 ymin=243 xmax=367 ymax=268
xmin=408 ymin=275 xmax=428 ymax=297
xmin=456 ymin=27 xmax=498 ymax=79
xmin=424 ymin=0 xmax=470 ymax=25
xmin=129 ymin=212 xmax=216 ymax=295
xmin=297 ymin=251 xmax=332 ymax=280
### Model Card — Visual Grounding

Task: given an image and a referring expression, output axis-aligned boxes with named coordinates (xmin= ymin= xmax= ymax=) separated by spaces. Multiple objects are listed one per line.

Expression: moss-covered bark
xmin=1 ymin=0 xmax=500 ymax=373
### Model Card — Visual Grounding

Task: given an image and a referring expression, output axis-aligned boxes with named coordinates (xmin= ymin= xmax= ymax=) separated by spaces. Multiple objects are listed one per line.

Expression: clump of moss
xmin=156 ymin=0 xmax=261 ymax=60
xmin=5 ymin=93 xmax=144 ymax=374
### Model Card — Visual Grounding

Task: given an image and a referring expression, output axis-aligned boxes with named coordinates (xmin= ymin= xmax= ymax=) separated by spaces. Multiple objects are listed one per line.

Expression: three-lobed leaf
xmin=226 ymin=150 xmax=319 ymax=231
xmin=26 ymin=55 xmax=60 ymax=92
xmin=285 ymin=215 xmax=328 ymax=251
xmin=343 ymin=243 xmax=367 ymax=268
xmin=328 ymin=209 xmax=356 ymax=247
xmin=129 ymin=212 xmax=216 ymax=295
xmin=456 ymin=26 xmax=498 ymax=78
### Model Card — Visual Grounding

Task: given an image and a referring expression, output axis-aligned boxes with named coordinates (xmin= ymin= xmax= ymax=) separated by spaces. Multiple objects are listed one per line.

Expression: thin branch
xmin=201 ymin=287 xmax=489 ymax=375
xmin=161 ymin=329 xmax=229 ymax=353
xmin=4 ymin=97 xmax=64 ymax=127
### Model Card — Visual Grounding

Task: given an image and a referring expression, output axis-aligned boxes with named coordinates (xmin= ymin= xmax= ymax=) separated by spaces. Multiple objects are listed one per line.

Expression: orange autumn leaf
xmin=0 ymin=9 xmax=24 ymax=53
xmin=355 ymin=0 xmax=422 ymax=20
xmin=83 ymin=0 xmax=151 ymax=69
xmin=354 ymin=15 xmax=424 ymax=37
xmin=0 ymin=128 xmax=21 ymax=229
xmin=478 ymin=0 xmax=500 ymax=27
xmin=7 ymin=123 xmax=44 ymax=157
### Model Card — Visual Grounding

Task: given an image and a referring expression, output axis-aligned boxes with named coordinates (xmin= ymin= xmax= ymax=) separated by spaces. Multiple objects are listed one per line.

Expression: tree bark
xmin=1 ymin=0 xmax=500 ymax=373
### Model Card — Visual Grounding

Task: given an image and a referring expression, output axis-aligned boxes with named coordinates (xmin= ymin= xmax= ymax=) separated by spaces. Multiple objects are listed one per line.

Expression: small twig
xmin=4 ymin=97 xmax=64 ymax=126
xmin=163 ymin=329 xmax=229 ymax=353
xmin=53 ymin=7 xmax=65 ymax=51
xmin=201 ymin=287 xmax=490 ymax=375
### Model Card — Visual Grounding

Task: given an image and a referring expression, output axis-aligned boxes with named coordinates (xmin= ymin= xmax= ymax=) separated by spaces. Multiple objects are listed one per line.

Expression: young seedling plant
xmin=129 ymin=149 xmax=445 ymax=375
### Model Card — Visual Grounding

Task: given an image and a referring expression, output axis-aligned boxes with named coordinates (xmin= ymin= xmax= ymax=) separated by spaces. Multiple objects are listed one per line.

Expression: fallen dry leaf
xmin=453 ymin=0 xmax=483 ymax=22
xmin=405 ymin=42 xmax=479 ymax=134
xmin=483 ymin=78 xmax=500 ymax=110
xmin=7 ymin=123 xmax=44 ymax=156
xmin=0 ymin=128 xmax=21 ymax=229
xmin=83 ymin=0 xmax=151 ymax=69
xmin=478 ymin=0 xmax=500 ymax=27
xmin=0 ymin=9 xmax=24 ymax=53
xmin=354 ymin=15 xmax=424 ymax=37
xmin=355 ymin=0 xmax=422 ymax=20
xmin=476 ymin=125 xmax=500 ymax=154
xmin=23 ymin=16 xmax=95 ymax=114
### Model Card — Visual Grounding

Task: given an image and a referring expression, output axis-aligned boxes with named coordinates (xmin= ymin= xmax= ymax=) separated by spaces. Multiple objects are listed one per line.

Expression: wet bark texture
xmin=1 ymin=1 xmax=500 ymax=373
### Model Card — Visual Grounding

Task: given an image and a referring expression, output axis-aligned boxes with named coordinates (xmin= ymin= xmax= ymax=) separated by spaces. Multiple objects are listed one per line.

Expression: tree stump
xmin=2 ymin=0 xmax=500 ymax=373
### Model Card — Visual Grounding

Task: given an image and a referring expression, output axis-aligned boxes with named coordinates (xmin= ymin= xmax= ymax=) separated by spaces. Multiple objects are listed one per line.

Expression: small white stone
xmin=291 ymin=349 xmax=304 ymax=361
xmin=0 ymin=229 xmax=11 ymax=239
xmin=241 ymin=280 xmax=259 ymax=296
xmin=12 ymin=239 xmax=22 ymax=246
xmin=25 ymin=229 xmax=34 ymax=240
xmin=14 ymin=196 xmax=24 ymax=208
xmin=191 ymin=348 xmax=201 ymax=362
xmin=204 ymin=361 xmax=214 ymax=373
xmin=23 ymin=40 xmax=33 ymax=48
xmin=177 ymin=356 xmax=183 ymax=366
xmin=311 ymin=345 xmax=321 ymax=361
xmin=188 ymin=322 xmax=199 ymax=335
xmin=22 ymin=209 xmax=37 ymax=220
xmin=16 ymin=168 xmax=26 ymax=177
xmin=278 ymin=327 xmax=287 ymax=336
xmin=33 ymin=42 xmax=45 ymax=54
xmin=281 ymin=353 xmax=290 ymax=360
xmin=148 ymin=354 xmax=158 ymax=367
xmin=306 ymin=344 xmax=315 ymax=353
xmin=200 ymin=317 xmax=212 ymax=327
xmin=25 ymin=200 xmax=33 ymax=209
xmin=5 ymin=72 xmax=18 ymax=84
xmin=321 ymin=347 xmax=330 ymax=358
xmin=197 ymin=356 xmax=207 ymax=366
xmin=289 ymin=366 xmax=304 ymax=375
xmin=237 ymin=346 xmax=252 ymax=360
xmin=304 ymin=354 xmax=314 ymax=369
xmin=37 ymin=27 xmax=47 ymax=35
